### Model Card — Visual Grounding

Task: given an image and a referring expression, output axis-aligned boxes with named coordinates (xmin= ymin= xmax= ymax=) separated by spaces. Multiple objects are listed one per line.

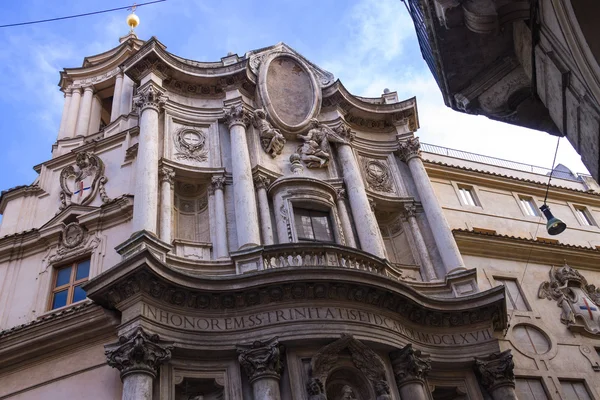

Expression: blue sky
xmin=0 ymin=0 xmax=588 ymax=192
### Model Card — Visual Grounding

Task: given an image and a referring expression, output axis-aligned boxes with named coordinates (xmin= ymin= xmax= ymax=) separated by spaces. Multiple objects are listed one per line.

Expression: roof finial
xmin=126 ymin=3 xmax=140 ymax=33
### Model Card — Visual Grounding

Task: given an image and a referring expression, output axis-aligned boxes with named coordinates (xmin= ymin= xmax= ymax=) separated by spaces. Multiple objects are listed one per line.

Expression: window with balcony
xmin=495 ymin=277 xmax=529 ymax=311
xmin=49 ymin=259 xmax=90 ymax=310
xmin=457 ymin=185 xmax=479 ymax=206
xmin=519 ymin=196 xmax=539 ymax=217
xmin=574 ymin=206 xmax=596 ymax=227
xmin=294 ymin=208 xmax=334 ymax=242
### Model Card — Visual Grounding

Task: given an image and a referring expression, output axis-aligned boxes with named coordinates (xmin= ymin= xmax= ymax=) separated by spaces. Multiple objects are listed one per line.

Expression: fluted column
xmin=132 ymin=85 xmax=167 ymax=234
xmin=336 ymin=189 xmax=356 ymax=248
xmin=211 ymin=176 xmax=229 ymax=258
xmin=159 ymin=166 xmax=175 ymax=243
xmin=337 ymin=142 xmax=386 ymax=258
xmin=88 ymin=94 xmax=102 ymax=135
xmin=120 ymin=75 xmax=134 ymax=116
xmin=390 ymin=344 xmax=431 ymax=400
xmin=254 ymin=175 xmax=274 ymax=245
xmin=237 ymin=338 xmax=283 ymax=400
xmin=75 ymin=86 xmax=94 ymax=137
xmin=111 ymin=72 xmax=124 ymax=122
xmin=64 ymin=87 xmax=82 ymax=138
xmin=398 ymin=137 xmax=465 ymax=275
xmin=105 ymin=327 xmax=174 ymax=400
xmin=475 ymin=350 xmax=518 ymax=400
xmin=57 ymin=89 xmax=73 ymax=140
xmin=404 ymin=203 xmax=437 ymax=281
xmin=224 ymin=104 xmax=261 ymax=249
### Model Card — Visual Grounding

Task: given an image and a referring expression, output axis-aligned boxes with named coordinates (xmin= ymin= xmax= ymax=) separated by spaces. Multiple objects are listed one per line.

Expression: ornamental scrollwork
xmin=237 ymin=337 xmax=284 ymax=383
xmin=390 ymin=344 xmax=431 ymax=386
xmin=364 ymin=160 xmax=393 ymax=193
xmin=173 ymin=127 xmax=208 ymax=162
xmin=59 ymin=152 xmax=109 ymax=211
xmin=251 ymin=108 xmax=286 ymax=158
xmin=474 ymin=349 xmax=515 ymax=392
xmin=538 ymin=263 xmax=600 ymax=335
xmin=105 ymin=327 xmax=174 ymax=379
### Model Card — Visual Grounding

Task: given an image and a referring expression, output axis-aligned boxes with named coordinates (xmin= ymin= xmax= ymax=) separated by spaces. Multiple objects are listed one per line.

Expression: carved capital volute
xmin=134 ymin=84 xmax=168 ymax=114
xmin=159 ymin=166 xmax=175 ymax=186
xmin=390 ymin=344 xmax=431 ymax=387
xmin=254 ymin=175 xmax=271 ymax=190
xmin=474 ymin=350 xmax=516 ymax=392
xmin=105 ymin=327 xmax=174 ymax=380
xmin=403 ymin=202 xmax=418 ymax=218
xmin=224 ymin=104 xmax=250 ymax=128
xmin=237 ymin=337 xmax=284 ymax=383
xmin=211 ymin=176 xmax=226 ymax=192
xmin=397 ymin=137 xmax=422 ymax=163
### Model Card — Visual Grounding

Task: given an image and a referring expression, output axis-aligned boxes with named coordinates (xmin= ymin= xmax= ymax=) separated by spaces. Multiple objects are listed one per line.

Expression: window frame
xmin=573 ymin=205 xmax=597 ymax=227
xmin=518 ymin=195 xmax=540 ymax=217
xmin=559 ymin=379 xmax=594 ymax=400
xmin=515 ymin=377 xmax=550 ymax=400
xmin=451 ymin=182 xmax=482 ymax=208
xmin=493 ymin=276 xmax=531 ymax=312
xmin=48 ymin=258 xmax=90 ymax=311
xmin=293 ymin=206 xmax=335 ymax=243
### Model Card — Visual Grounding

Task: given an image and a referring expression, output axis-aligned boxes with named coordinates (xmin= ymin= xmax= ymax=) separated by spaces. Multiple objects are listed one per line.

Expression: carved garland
xmin=173 ymin=127 xmax=208 ymax=162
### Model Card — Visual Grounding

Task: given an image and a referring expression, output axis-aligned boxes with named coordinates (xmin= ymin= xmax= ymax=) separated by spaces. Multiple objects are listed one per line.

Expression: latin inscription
xmin=142 ymin=304 xmax=493 ymax=346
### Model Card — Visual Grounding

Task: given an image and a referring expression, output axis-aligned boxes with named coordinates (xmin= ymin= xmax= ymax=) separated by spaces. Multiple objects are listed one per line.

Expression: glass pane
xmin=76 ymin=260 xmax=90 ymax=280
xmin=516 ymin=379 xmax=548 ymax=400
xmin=294 ymin=209 xmax=315 ymax=240
xmin=311 ymin=214 xmax=333 ymax=242
xmin=55 ymin=267 xmax=72 ymax=287
xmin=73 ymin=285 xmax=87 ymax=303
xmin=52 ymin=290 xmax=68 ymax=309
xmin=459 ymin=188 xmax=475 ymax=206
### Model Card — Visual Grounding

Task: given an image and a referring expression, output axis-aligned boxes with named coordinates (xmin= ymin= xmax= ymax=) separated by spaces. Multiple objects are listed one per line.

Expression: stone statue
xmin=375 ymin=380 xmax=392 ymax=400
xmin=307 ymin=378 xmax=327 ymax=400
xmin=252 ymin=108 xmax=286 ymax=157
xmin=296 ymin=119 xmax=331 ymax=168
xmin=339 ymin=385 xmax=357 ymax=400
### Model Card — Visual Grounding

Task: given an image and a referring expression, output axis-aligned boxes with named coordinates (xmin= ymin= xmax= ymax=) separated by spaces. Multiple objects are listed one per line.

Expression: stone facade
xmin=0 ymin=32 xmax=598 ymax=399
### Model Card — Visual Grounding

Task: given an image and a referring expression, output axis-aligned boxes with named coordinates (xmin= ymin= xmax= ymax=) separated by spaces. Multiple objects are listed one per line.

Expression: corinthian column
xmin=237 ymin=338 xmax=283 ymax=400
xmin=211 ymin=176 xmax=229 ymax=258
xmin=336 ymin=189 xmax=356 ymax=248
xmin=390 ymin=344 xmax=431 ymax=400
xmin=475 ymin=350 xmax=518 ymax=400
xmin=403 ymin=202 xmax=437 ymax=281
xmin=337 ymin=141 xmax=386 ymax=258
xmin=254 ymin=175 xmax=274 ymax=245
xmin=64 ymin=87 xmax=82 ymax=138
xmin=111 ymin=71 xmax=124 ymax=122
xmin=159 ymin=166 xmax=175 ymax=243
xmin=398 ymin=137 xmax=465 ymax=275
xmin=132 ymin=84 xmax=168 ymax=234
xmin=75 ymin=86 xmax=94 ymax=137
xmin=224 ymin=104 xmax=261 ymax=249
xmin=105 ymin=327 xmax=174 ymax=400
xmin=57 ymin=89 xmax=73 ymax=140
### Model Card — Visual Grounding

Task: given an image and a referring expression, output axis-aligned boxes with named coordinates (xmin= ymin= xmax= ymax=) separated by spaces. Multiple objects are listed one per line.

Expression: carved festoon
xmin=159 ymin=166 xmax=175 ymax=186
xmin=474 ymin=349 xmax=515 ymax=392
xmin=397 ymin=137 xmax=421 ymax=162
xmin=306 ymin=378 xmax=327 ymax=400
xmin=364 ymin=160 xmax=393 ymax=193
xmin=237 ymin=337 xmax=283 ymax=383
xmin=224 ymin=104 xmax=251 ymax=128
xmin=251 ymin=108 xmax=286 ymax=157
xmin=59 ymin=152 xmax=109 ymax=210
xmin=390 ymin=344 xmax=431 ymax=386
xmin=538 ymin=263 xmax=600 ymax=335
xmin=134 ymin=84 xmax=168 ymax=113
xmin=105 ymin=327 xmax=174 ymax=379
xmin=173 ymin=127 xmax=208 ymax=162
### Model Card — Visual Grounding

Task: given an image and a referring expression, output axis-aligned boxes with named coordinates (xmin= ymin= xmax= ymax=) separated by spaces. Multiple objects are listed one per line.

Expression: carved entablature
xmin=390 ymin=344 xmax=431 ymax=387
xmin=474 ymin=349 xmax=516 ymax=392
xmin=59 ymin=152 xmax=110 ymax=211
xmin=538 ymin=263 xmax=600 ymax=335
xmin=237 ymin=337 xmax=283 ymax=383
xmin=105 ymin=327 xmax=174 ymax=379
xmin=173 ymin=127 xmax=208 ymax=163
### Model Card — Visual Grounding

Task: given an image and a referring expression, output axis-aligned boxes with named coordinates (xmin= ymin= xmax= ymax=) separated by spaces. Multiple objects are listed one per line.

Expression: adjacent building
xmin=0 ymin=29 xmax=599 ymax=399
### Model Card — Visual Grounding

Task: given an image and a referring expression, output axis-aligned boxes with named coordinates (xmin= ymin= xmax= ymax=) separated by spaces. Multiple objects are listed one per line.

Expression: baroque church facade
xmin=0 ymin=31 xmax=599 ymax=400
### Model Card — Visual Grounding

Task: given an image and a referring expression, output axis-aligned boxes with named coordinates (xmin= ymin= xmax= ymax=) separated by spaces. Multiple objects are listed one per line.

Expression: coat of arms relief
xmin=59 ymin=152 xmax=110 ymax=211
xmin=538 ymin=264 xmax=600 ymax=335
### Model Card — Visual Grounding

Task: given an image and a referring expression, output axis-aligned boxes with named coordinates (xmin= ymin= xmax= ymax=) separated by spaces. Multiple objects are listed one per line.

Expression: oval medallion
xmin=258 ymin=53 xmax=321 ymax=132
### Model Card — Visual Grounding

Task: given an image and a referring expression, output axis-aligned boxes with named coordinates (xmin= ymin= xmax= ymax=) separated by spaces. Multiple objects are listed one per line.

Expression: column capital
xmin=403 ymin=202 xmax=418 ymax=218
xmin=397 ymin=136 xmax=422 ymax=162
xmin=224 ymin=104 xmax=251 ymax=128
xmin=474 ymin=350 xmax=516 ymax=392
xmin=71 ymin=86 xmax=83 ymax=95
xmin=82 ymin=85 xmax=95 ymax=93
xmin=211 ymin=175 xmax=226 ymax=193
xmin=159 ymin=165 xmax=175 ymax=186
xmin=390 ymin=344 xmax=431 ymax=387
xmin=237 ymin=337 xmax=284 ymax=383
xmin=134 ymin=84 xmax=168 ymax=113
xmin=64 ymin=88 xmax=73 ymax=96
xmin=336 ymin=188 xmax=347 ymax=201
xmin=105 ymin=327 xmax=174 ymax=380
xmin=253 ymin=174 xmax=271 ymax=190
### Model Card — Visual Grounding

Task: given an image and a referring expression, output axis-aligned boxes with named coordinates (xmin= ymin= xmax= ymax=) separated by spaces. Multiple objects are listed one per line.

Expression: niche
xmin=174 ymin=182 xmax=210 ymax=243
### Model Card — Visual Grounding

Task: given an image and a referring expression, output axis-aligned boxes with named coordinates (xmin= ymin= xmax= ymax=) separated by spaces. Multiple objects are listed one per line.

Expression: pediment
xmin=40 ymin=204 xmax=97 ymax=231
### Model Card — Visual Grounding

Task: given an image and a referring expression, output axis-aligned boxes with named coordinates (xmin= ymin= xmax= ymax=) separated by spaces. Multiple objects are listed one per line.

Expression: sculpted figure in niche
xmin=252 ymin=108 xmax=286 ymax=157
xmin=297 ymin=119 xmax=331 ymax=168
xmin=375 ymin=380 xmax=391 ymax=400
xmin=307 ymin=378 xmax=327 ymax=400
xmin=339 ymin=385 xmax=358 ymax=400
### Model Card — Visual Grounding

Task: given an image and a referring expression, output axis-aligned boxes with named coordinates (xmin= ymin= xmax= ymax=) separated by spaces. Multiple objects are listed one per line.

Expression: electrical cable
xmin=0 ymin=1 xmax=166 ymax=29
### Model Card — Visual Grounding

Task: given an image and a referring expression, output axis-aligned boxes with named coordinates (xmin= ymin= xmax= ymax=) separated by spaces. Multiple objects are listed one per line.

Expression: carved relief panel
xmin=360 ymin=157 xmax=396 ymax=195
xmin=166 ymin=118 xmax=215 ymax=167
xmin=58 ymin=152 xmax=110 ymax=211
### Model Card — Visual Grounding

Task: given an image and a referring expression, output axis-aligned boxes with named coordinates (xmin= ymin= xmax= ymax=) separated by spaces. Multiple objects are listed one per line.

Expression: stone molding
xmin=105 ymin=327 xmax=174 ymax=379
xmin=159 ymin=166 xmax=175 ymax=186
xmin=474 ymin=349 xmax=515 ymax=392
xmin=134 ymin=84 xmax=168 ymax=113
xmin=397 ymin=137 xmax=421 ymax=162
xmin=237 ymin=337 xmax=283 ymax=383
xmin=224 ymin=104 xmax=251 ymax=128
xmin=390 ymin=344 xmax=431 ymax=386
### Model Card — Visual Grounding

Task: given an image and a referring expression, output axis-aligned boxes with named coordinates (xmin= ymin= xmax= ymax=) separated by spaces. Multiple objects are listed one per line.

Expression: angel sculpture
xmin=252 ymin=109 xmax=286 ymax=157
xmin=307 ymin=378 xmax=327 ymax=400
xmin=296 ymin=119 xmax=353 ymax=168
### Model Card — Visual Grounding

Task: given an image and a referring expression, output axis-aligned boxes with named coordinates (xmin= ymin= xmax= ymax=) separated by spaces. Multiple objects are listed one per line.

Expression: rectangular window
xmin=495 ymin=278 xmax=529 ymax=311
xmin=294 ymin=208 xmax=333 ymax=242
xmin=560 ymin=381 xmax=592 ymax=400
xmin=50 ymin=259 xmax=90 ymax=310
xmin=515 ymin=378 xmax=548 ymax=400
xmin=458 ymin=186 xmax=478 ymax=206
xmin=575 ymin=206 xmax=595 ymax=226
xmin=520 ymin=196 xmax=539 ymax=217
